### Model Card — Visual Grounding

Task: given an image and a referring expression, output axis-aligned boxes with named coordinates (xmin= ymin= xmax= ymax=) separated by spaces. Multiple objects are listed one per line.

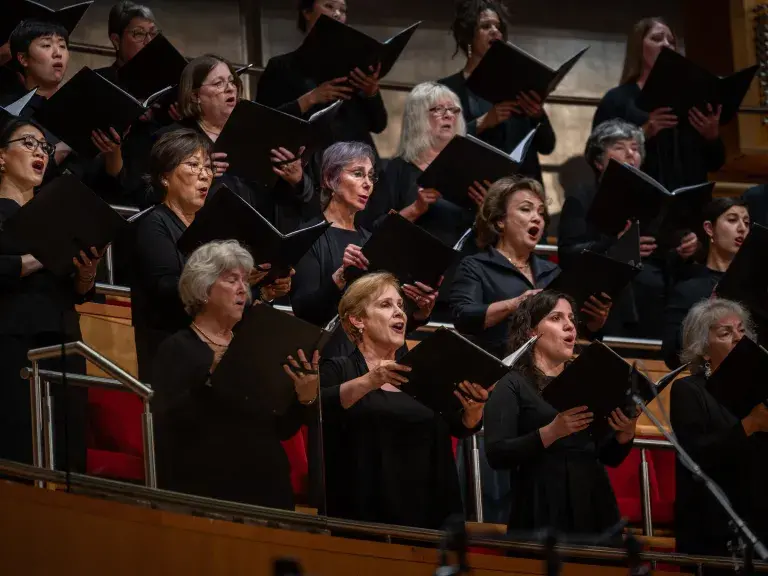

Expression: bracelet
xmin=300 ymin=395 xmax=318 ymax=406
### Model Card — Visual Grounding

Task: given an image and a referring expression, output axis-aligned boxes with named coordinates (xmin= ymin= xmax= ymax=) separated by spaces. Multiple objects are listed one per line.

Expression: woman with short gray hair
xmin=671 ymin=297 xmax=768 ymax=561
xmin=361 ymin=82 xmax=479 ymax=249
xmin=291 ymin=141 xmax=438 ymax=357
xmin=152 ymin=240 xmax=320 ymax=510
xmin=558 ymin=118 xmax=699 ymax=339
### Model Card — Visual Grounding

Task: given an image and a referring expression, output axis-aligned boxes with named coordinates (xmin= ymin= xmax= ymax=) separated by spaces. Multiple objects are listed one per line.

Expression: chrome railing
xmin=23 ymin=341 xmax=156 ymax=488
xmin=0 ymin=458 xmax=763 ymax=571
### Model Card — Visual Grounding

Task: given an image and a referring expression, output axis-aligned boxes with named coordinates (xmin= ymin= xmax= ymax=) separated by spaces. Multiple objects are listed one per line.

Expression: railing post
xmin=42 ymin=380 xmax=55 ymax=471
xmin=104 ymin=244 xmax=115 ymax=285
xmin=142 ymin=400 xmax=157 ymax=488
xmin=470 ymin=433 xmax=484 ymax=523
xmin=28 ymin=362 xmax=44 ymax=486
xmin=639 ymin=448 xmax=654 ymax=537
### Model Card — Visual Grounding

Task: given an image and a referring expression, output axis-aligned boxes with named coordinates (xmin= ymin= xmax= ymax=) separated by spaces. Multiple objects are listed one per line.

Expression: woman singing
xmin=485 ymin=290 xmax=637 ymax=534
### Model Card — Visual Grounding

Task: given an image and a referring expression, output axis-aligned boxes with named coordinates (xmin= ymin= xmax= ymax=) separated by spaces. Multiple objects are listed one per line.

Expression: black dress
xmin=319 ymin=348 xmax=476 ymax=529
xmin=485 ymin=369 xmax=631 ymax=534
xmin=151 ymin=327 xmax=307 ymax=509
xmin=593 ymin=83 xmax=725 ymax=192
xmin=450 ymin=247 xmax=560 ymax=359
xmin=0 ymin=198 xmax=89 ymax=472
xmin=557 ymin=180 xmax=679 ymax=339
xmin=662 ymin=265 xmax=723 ymax=369
xmin=130 ymin=203 xmax=188 ymax=381
xmin=438 ymin=71 xmax=556 ymax=184
xmin=290 ymin=221 xmax=370 ymax=358
xmin=670 ymin=374 xmax=768 ymax=560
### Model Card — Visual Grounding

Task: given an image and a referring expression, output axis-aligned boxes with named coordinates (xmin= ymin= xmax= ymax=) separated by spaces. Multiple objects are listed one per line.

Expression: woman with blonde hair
xmin=319 ymin=271 xmax=488 ymax=528
xmin=593 ymin=17 xmax=725 ymax=191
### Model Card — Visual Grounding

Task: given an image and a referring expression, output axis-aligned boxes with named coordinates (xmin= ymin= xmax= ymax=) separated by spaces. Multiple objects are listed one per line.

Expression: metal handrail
xmin=95 ymin=282 xmax=131 ymax=298
xmin=69 ymin=40 xmax=768 ymax=115
xmin=0 ymin=459 xmax=764 ymax=571
xmin=25 ymin=342 xmax=156 ymax=488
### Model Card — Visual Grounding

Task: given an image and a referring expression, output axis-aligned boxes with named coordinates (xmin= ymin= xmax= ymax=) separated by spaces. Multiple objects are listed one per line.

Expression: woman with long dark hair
xmin=484 ymin=290 xmax=637 ymax=534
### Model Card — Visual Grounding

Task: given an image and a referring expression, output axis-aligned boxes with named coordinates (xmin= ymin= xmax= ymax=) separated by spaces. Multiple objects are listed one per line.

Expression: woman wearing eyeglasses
xmin=256 ymin=0 xmax=387 ymax=175
xmin=130 ymin=129 xmax=294 ymax=380
xmin=291 ymin=141 xmax=437 ymax=359
xmin=0 ymin=118 xmax=101 ymax=472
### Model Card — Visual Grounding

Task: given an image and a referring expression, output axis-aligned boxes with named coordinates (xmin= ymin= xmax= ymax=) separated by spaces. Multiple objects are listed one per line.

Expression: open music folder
xmin=116 ymin=34 xmax=189 ymax=104
xmin=636 ymin=47 xmax=758 ymax=124
xmin=177 ymin=186 xmax=330 ymax=281
xmin=417 ymin=128 xmax=538 ymax=210
xmin=211 ymin=303 xmax=330 ymax=415
xmin=0 ymin=175 xmax=127 ymax=276
xmin=707 ymin=336 xmax=768 ymax=419
xmin=296 ymin=14 xmax=420 ymax=84
xmin=1 ymin=0 xmax=92 ymax=44
xmin=466 ymin=41 xmax=588 ymax=104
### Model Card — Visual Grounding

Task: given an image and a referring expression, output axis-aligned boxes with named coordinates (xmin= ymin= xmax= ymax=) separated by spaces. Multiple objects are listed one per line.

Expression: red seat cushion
xmin=606 ymin=448 xmax=659 ymax=523
xmin=86 ymin=389 xmax=144 ymax=481
xmin=281 ymin=426 xmax=309 ymax=498
xmin=86 ymin=448 xmax=144 ymax=481
xmin=648 ymin=449 xmax=676 ymax=524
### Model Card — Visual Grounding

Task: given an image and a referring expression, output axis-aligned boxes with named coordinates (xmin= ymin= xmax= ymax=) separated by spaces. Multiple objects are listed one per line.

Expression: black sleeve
xmin=670 ymin=378 xmax=750 ymax=472
xmin=134 ymin=215 xmax=184 ymax=309
xmin=273 ymin=171 xmax=315 ymax=205
xmin=151 ymin=334 xmax=213 ymax=414
xmin=256 ymin=57 xmax=303 ymax=118
xmin=702 ymin=136 xmax=726 ymax=173
xmin=598 ymin=435 xmax=634 ymax=467
xmin=358 ymin=92 xmax=388 ymax=134
xmin=661 ymin=281 xmax=691 ymax=369
xmin=275 ymin=397 xmax=310 ymax=440
xmin=450 ymin=257 xmax=489 ymax=336
xmin=319 ymin=358 xmax=346 ymax=416
xmin=557 ymin=194 xmax=615 ymax=270
xmin=484 ymin=375 xmax=547 ymax=469
xmin=532 ymin=113 xmax=556 ymax=156
xmin=444 ymin=408 xmax=482 ymax=439
xmin=291 ymin=244 xmax=343 ymax=326
xmin=0 ymin=255 xmax=22 ymax=289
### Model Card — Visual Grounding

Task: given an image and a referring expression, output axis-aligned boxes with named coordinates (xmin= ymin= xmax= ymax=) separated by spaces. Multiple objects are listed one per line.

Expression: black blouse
xmin=450 ymin=247 xmax=560 ymax=358
xmin=670 ymin=374 xmax=768 ymax=556
xmin=319 ymin=348 xmax=476 ymax=528
xmin=485 ymin=369 xmax=631 ymax=534
xmin=593 ymin=83 xmax=725 ymax=192
xmin=438 ymin=71 xmax=556 ymax=184
xmin=152 ymin=326 xmax=307 ymax=509
xmin=662 ymin=265 xmax=723 ymax=369
xmin=0 ymin=197 xmax=89 ymax=337
xmin=361 ymin=156 xmax=476 ymax=249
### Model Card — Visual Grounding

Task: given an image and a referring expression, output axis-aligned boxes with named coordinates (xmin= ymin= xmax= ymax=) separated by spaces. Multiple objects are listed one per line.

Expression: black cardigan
xmin=438 ymin=70 xmax=556 ymax=184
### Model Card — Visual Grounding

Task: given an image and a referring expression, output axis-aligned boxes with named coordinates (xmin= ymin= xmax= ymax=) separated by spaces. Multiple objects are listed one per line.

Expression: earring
xmin=467 ymin=45 xmax=473 ymax=59
xmin=161 ymin=179 xmax=168 ymax=187
xmin=0 ymin=164 xmax=5 ymax=173
xmin=704 ymin=360 xmax=712 ymax=378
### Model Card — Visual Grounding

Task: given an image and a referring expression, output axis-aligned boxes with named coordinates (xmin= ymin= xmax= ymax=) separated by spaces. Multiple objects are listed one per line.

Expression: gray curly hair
xmin=178 ymin=240 xmax=254 ymax=317
xmin=584 ymin=119 xmax=646 ymax=174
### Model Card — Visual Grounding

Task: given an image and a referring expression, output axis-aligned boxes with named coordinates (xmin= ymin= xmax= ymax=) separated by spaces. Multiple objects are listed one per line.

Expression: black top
xmin=670 ymin=374 xmax=768 ymax=556
xmin=362 ymin=156 xmax=476 ymax=249
xmin=593 ymin=83 xmax=725 ymax=192
xmin=662 ymin=265 xmax=723 ymax=369
xmin=152 ymin=327 xmax=306 ymax=509
xmin=319 ymin=348 xmax=476 ymax=528
xmin=484 ymin=369 xmax=631 ymax=534
xmin=438 ymin=71 xmax=556 ymax=184
xmin=0 ymin=197 xmax=88 ymax=337
xmin=155 ymin=118 xmax=316 ymax=234
xmin=744 ymin=184 xmax=768 ymax=228
xmin=450 ymin=247 xmax=560 ymax=359
xmin=255 ymin=50 xmax=388 ymax=155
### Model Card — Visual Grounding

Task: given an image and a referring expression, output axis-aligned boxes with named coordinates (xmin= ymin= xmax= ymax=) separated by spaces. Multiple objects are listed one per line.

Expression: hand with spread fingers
xmin=73 ymin=246 xmax=105 ymax=293
xmin=333 ymin=244 xmax=369 ymax=289
xmin=608 ymin=407 xmax=638 ymax=444
xmin=688 ymin=103 xmax=721 ymax=141
xmin=260 ymin=268 xmax=295 ymax=302
xmin=676 ymin=231 xmax=699 ymax=260
xmin=91 ymin=127 xmax=127 ymax=177
xmin=403 ymin=279 xmax=441 ymax=321
xmin=455 ymin=380 xmax=493 ymax=429
xmin=515 ymin=91 xmax=545 ymax=118
xmin=349 ymin=63 xmax=382 ymax=97
xmin=211 ymin=151 xmax=229 ymax=178
xmin=468 ymin=180 xmax=491 ymax=208
xmin=271 ymin=146 xmax=306 ymax=186
xmin=365 ymin=360 xmax=411 ymax=391
xmin=643 ymin=106 xmax=678 ymax=139
xmin=541 ymin=406 xmax=594 ymax=446
xmin=477 ymin=100 xmax=520 ymax=133
xmin=249 ymin=263 xmax=271 ymax=287
xmin=283 ymin=349 xmax=321 ymax=405
xmin=639 ymin=235 xmax=658 ymax=258
xmin=302 ymin=77 xmax=355 ymax=112
xmin=581 ymin=292 xmax=612 ymax=332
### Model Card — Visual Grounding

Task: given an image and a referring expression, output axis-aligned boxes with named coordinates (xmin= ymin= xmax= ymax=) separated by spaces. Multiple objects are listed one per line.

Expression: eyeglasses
xmin=343 ymin=169 xmax=378 ymax=184
xmin=6 ymin=136 xmax=55 ymax=156
xmin=181 ymin=161 xmax=213 ymax=176
xmin=128 ymin=28 xmax=160 ymax=43
xmin=429 ymin=105 xmax=462 ymax=117
xmin=200 ymin=78 xmax=238 ymax=93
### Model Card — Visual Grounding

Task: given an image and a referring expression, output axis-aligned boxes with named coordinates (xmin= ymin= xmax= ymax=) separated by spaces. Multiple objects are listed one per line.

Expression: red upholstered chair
xmin=86 ymin=389 xmax=144 ymax=481
xmin=648 ymin=449 xmax=676 ymax=525
xmin=605 ymin=447 xmax=655 ymax=523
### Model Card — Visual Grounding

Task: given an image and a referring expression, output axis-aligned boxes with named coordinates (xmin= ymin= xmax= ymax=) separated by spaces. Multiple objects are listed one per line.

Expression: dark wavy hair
xmin=696 ymin=197 xmax=750 ymax=261
xmin=450 ymin=0 xmax=510 ymax=57
xmin=148 ymin=129 xmax=213 ymax=200
xmin=507 ymin=290 xmax=578 ymax=392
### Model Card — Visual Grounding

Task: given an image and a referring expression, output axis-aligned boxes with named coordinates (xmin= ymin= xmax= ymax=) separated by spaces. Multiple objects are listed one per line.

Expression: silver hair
xmin=397 ymin=82 xmax=466 ymax=164
xmin=584 ymin=119 xmax=646 ymax=173
xmin=320 ymin=141 xmax=376 ymax=211
xmin=178 ymin=240 xmax=254 ymax=317
xmin=680 ymin=298 xmax=756 ymax=374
